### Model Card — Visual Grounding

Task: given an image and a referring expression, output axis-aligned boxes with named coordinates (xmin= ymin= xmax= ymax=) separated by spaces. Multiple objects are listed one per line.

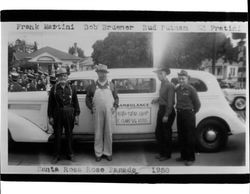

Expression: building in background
xmin=79 ymin=57 xmax=95 ymax=71
xmin=12 ymin=46 xmax=83 ymax=74
xmin=201 ymin=58 xmax=239 ymax=81
xmin=201 ymin=57 xmax=245 ymax=88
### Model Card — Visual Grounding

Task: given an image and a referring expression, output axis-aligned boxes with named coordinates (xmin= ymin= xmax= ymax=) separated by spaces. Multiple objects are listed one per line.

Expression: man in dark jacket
xmin=152 ymin=67 xmax=176 ymax=161
xmin=48 ymin=68 xmax=80 ymax=164
xmin=176 ymin=70 xmax=201 ymax=166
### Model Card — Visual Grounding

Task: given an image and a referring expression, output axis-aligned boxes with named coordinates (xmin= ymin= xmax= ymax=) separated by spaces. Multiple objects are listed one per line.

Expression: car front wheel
xmin=233 ymin=97 xmax=246 ymax=111
xmin=196 ymin=119 xmax=228 ymax=152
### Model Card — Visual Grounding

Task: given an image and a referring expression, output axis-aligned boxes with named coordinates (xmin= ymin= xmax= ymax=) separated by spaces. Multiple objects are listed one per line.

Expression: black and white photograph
xmin=1 ymin=18 xmax=248 ymax=177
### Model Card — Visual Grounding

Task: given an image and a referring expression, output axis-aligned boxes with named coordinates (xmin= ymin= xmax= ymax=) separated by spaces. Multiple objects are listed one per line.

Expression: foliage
xmin=91 ymin=32 xmax=153 ymax=68
xmin=68 ymin=46 xmax=85 ymax=58
xmin=160 ymin=33 xmax=236 ymax=69
xmin=8 ymin=43 xmax=15 ymax=69
xmin=8 ymin=39 xmax=38 ymax=70
xmin=232 ymin=33 xmax=246 ymax=40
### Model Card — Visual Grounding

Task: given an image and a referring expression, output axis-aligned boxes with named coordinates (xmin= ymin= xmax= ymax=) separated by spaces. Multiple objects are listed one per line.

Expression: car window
xmin=112 ymin=78 xmax=156 ymax=94
xmin=70 ymin=79 xmax=94 ymax=94
xmin=171 ymin=77 xmax=207 ymax=92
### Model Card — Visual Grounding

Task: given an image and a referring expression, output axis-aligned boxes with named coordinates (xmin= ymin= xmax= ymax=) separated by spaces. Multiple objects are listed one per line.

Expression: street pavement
xmin=8 ymin=133 xmax=245 ymax=166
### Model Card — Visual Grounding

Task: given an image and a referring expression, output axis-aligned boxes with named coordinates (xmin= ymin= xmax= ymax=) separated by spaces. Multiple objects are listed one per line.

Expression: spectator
xmin=9 ymin=72 xmax=25 ymax=92
xmin=17 ymin=78 xmax=26 ymax=90
xmin=27 ymin=73 xmax=37 ymax=91
xmin=36 ymin=79 xmax=46 ymax=91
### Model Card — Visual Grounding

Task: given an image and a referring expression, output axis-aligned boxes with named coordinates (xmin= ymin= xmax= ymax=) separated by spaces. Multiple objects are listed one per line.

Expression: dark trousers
xmin=155 ymin=105 xmax=176 ymax=157
xmin=53 ymin=107 xmax=75 ymax=157
xmin=177 ymin=109 xmax=196 ymax=161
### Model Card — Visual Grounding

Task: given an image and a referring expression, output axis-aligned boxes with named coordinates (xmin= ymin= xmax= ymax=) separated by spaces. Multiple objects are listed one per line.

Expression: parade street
xmin=8 ymin=133 xmax=245 ymax=166
xmin=8 ymin=109 xmax=246 ymax=167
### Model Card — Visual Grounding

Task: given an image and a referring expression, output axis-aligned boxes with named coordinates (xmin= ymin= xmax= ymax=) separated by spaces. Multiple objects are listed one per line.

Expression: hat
xmin=27 ymin=73 xmax=35 ymax=80
xmin=178 ymin=70 xmax=189 ymax=77
xmin=153 ymin=67 xmax=171 ymax=75
xmin=38 ymin=70 xmax=43 ymax=74
xmin=95 ymin=64 xmax=109 ymax=73
xmin=50 ymin=74 xmax=56 ymax=82
xmin=11 ymin=72 xmax=19 ymax=81
xmin=56 ymin=68 xmax=67 ymax=76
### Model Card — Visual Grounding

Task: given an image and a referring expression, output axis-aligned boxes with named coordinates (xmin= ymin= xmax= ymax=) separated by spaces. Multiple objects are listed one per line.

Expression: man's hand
xmin=91 ymin=107 xmax=96 ymax=114
xmin=49 ymin=117 xmax=54 ymax=126
xmin=151 ymin=98 xmax=159 ymax=104
xmin=111 ymin=107 xmax=116 ymax=115
xmin=162 ymin=116 xmax=168 ymax=123
xmin=74 ymin=116 xmax=79 ymax=125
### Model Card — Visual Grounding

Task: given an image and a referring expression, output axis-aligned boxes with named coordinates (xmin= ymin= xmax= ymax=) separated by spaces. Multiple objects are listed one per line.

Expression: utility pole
xmin=212 ymin=33 xmax=217 ymax=75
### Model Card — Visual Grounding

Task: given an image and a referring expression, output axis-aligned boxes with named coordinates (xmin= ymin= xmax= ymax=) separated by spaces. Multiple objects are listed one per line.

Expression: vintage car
xmin=8 ymin=68 xmax=245 ymax=152
xmin=222 ymin=88 xmax=246 ymax=111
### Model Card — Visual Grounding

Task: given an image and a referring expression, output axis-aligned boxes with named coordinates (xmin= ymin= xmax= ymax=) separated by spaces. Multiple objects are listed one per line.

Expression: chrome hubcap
xmin=205 ymin=128 xmax=217 ymax=142
xmin=235 ymin=98 xmax=245 ymax=110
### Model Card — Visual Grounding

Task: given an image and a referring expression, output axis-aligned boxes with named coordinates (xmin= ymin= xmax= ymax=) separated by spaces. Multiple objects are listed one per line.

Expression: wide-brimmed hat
xmin=178 ymin=70 xmax=189 ymax=77
xmin=56 ymin=68 xmax=68 ymax=76
xmin=95 ymin=64 xmax=109 ymax=73
xmin=11 ymin=72 xmax=19 ymax=81
xmin=27 ymin=73 xmax=35 ymax=80
xmin=38 ymin=70 xmax=44 ymax=75
xmin=153 ymin=67 xmax=171 ymax=75
xmin=49 ymin=74 xmax=57 ymax=83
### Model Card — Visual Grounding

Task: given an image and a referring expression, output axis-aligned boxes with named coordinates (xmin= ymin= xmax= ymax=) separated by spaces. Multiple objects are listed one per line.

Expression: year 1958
xmin=152 ymin=167 xmax=170 ymax=174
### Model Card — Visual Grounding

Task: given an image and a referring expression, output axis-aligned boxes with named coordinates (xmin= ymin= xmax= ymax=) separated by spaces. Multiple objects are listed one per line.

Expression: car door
xmin=112 ymin=76 xmax=159 ymax=135
xmin=69 ymin=79 xmax=95 ymax=134
xmin=8 ymin=91 xmax=49 ymax=133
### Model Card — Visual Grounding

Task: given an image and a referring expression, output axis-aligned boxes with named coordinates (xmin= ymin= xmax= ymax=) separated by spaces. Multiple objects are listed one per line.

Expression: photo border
xmin=1 ymin=10 xmax=249 ymax=183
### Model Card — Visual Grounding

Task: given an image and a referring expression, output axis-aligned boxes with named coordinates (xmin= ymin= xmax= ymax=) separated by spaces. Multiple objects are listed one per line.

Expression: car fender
xmin=197 ymin=107 xmax=245 ymax=134
xmin=8 ymin=111 xmax=50 ymax=142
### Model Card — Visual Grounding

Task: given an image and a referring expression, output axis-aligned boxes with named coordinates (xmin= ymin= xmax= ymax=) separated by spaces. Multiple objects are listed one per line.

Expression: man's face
xmin=97 ymin=71 xmax=107 ymax=81
xmin=57 ymin=73 xmax=68 ymax=84
xmin=156 ymin=71 xmax=166 ymax=81
xmin=178 ymin=75 xmax=188 ymax=86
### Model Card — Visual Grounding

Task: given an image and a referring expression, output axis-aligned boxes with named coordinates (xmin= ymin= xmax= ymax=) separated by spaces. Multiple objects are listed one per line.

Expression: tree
xmin=232 ymin=33 xmax=246 ymax=40
xmin=33 ymin=41 xmax=38 ymax=51
xmin=68 ymin=46 xmax=85 ymax=58
xmin=8 ymin=39 xmax=39 ymax=70
xmin=159 ymin=33 xmax=235 ymax=70
xmin=91 ymin=32 xmax=153 ymax=68
xmin=8 ymin=43 xmax=15 ymax=70
xmin=232 ymin=33 xmax=246 ymax=86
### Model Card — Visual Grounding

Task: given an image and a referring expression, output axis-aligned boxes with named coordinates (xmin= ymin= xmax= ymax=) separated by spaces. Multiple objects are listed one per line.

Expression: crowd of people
xmin=8 ymin=67 xmax=56 ymax=92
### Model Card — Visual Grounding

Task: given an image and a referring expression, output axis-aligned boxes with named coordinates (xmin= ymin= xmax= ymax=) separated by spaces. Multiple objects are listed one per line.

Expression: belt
xmin=58 ymin=105 xmax=73 ymax=109
xmin=177 ymin=108 xmax=194 ymax=112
